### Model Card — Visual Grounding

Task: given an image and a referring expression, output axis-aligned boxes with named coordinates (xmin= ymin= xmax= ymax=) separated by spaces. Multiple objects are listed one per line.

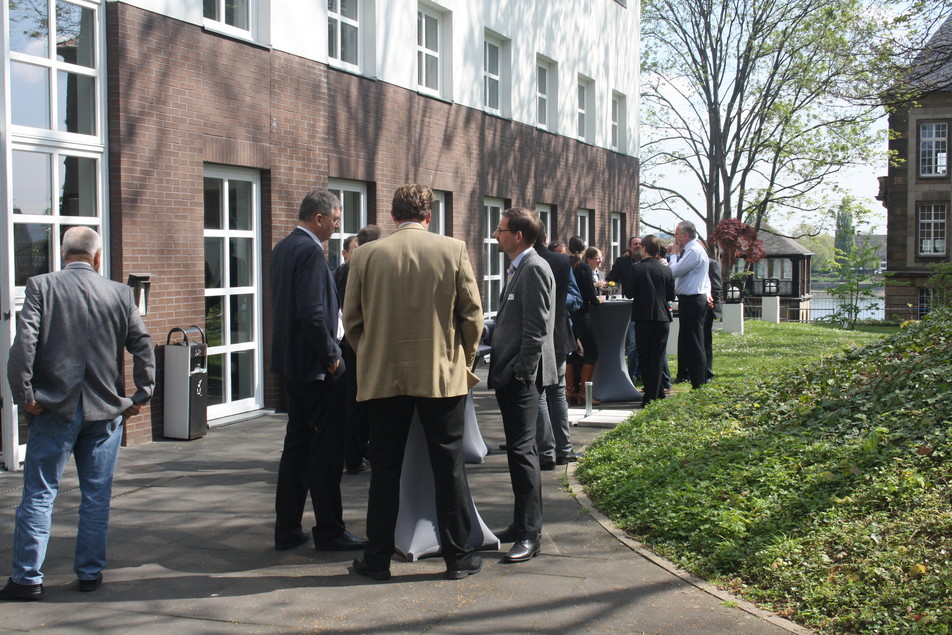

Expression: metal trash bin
xmin=163 ymin=326 xmax=208 ymax=440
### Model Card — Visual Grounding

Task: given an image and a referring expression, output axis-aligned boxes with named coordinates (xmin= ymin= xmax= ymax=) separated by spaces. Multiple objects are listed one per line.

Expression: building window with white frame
xmin=536 ymin=57 xmax=557 ymax=131
xmin=417 ymin=6 xmax=441 ymax=95
xmin=535 ymin=204 xmax=552 ymax=241
xmin=577 ymin=76 xmax=593 ymax=142
xmin=429 ymin=190 xmax=446 ymax=235
xmin=203 ymin=0 xmax=253 ymax=38
xmin=327 ymin=180 xmax=368 ymax=269
xmin=917 ymin=287 xmax=934 ymax=319
xmin=610 ymin=212 xmax=622 ymax=262
xmin=611 ymin=92 xmax=627 ymax=152
xmin=576 ymin=208 xmax=591 ymax=244
xmin=484 ymin=36 xmax=501 ymax=113
xmin=918 ymin=202 xmax=947 ymax=256
xmin=328 ymin=0 xmax=360 ymax=70
xmin=920 ymin=123 xmax=948 ymax=177
xmin=483 ymin=198 xmax=505 ymax=316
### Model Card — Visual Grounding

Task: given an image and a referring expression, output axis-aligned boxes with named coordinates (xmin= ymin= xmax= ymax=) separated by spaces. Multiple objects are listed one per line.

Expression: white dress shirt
xmin=668 ymin=238 xmax=711 ymax=296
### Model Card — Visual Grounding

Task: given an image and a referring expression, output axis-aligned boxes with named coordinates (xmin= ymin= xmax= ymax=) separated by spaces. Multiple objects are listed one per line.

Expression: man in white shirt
xmin=667 ymin=221 xmax=711 ymax=389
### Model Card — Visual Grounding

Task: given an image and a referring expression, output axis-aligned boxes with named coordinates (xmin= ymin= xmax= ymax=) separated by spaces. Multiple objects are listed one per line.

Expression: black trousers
xmin=635 ymin=320 xmax=669 ymax=406
xmin=704 ymin=307 xmax=716 ymax=380
xmin=495 ymin=380 xmax=543 ymax=540
xmin=677 ymin=294 xmax=708 ymax=389
xmin=341 ymin=339 xmax=369 ymax=470
xmin=364 ymin=395 xmax=472 ymax=569
xmin=275 ymin=377 xmax=346 ymax=545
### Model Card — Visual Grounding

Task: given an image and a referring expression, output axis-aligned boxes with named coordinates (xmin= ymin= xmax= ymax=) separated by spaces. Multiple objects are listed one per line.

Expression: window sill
xmin=202 ymin=19 xmax=266 ymax=48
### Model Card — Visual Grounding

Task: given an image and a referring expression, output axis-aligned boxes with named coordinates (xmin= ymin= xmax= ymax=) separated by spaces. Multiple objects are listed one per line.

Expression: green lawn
xmin=579 ymin=314 xmax=951 ymax=633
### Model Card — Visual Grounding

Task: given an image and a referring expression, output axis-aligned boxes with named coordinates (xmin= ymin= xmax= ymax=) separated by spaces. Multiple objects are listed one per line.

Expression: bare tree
xmin=639 ymin=0 xmax=952 ymax=243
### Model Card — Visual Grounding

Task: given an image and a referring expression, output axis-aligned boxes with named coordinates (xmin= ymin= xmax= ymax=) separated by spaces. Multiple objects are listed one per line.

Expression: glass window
xmin=918 ymin=203 xmax=948 ymax=256
xmin=204 ymin=0 xmax=252 ymax=35
xmin=484 ymin=38 xmax=500 ymax=112
xmin=328 ymin=180 xmax=367 ymax=270
xmin=576 ymin=208 xmax=591 ymax=243
xmin=429 ymin=190 xmax=446 ymax=235
xmin=920 ymin=123 xmax=948 ymax=177
xmin=417 ymin=8 xmax=440 ymax=94
xmin=611 ymin=92 xmax=626 ymax=152
xmin=536 ymin=204 xmax=552 ymax=241
xmin=329 ymin=0 xmax=360 ymax=68
xmin=8 ymin=0 xmax=99 ymax=139
xmin=577 ymin=78 xmax=592 ymax=141
xmin=483 ymin=198 xmax=505 ymax=316
xmin=610 ymin=213 xmax=622 ymax=263
xmin=13 ymin=151 xmax=52 ymax=215
xmin=537 ymin=63 xmax=548 ymax=127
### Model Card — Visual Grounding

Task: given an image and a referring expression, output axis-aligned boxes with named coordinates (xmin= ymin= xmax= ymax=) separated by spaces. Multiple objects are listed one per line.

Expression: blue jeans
xmin=12 ymin=402 xmax=123 ymax=585
xmin=625 ymin=320 xmax=639 ymax=379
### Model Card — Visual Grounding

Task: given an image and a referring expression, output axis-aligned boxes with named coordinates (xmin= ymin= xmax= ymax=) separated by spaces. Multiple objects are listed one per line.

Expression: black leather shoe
xmin=0 ymin=578 xmax=44 ymax=601
xmin=352 ymin=557 xmax=391 ymax=581
xmin=275 ymin=531 xmax=309 ymax=551
xmin=78 ymin=573 xmax=103 ymax=592
xmin=540 ymin=460 xmax=556 ymax=471
xmin=502 ymin=539 xmax=541 ymax=563
xmin=556 ymin=452 xmax=582 ymax=465
xmin=314 ymin=530 xmax=369 ymax=551
xmin=444 ymin=554 xmax=482 ymax=580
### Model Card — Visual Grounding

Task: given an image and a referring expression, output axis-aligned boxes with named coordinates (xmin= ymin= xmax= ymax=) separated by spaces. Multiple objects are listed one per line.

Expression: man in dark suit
xmin=3 ymin=227 xmax=155 ymax=600
xmin=533 ymin=234 xmax=580 ymax=469
xmin=489 ymin=208 xmax=556 ymax=564
xmin=270 ymin=188 xmax=366 ymax=553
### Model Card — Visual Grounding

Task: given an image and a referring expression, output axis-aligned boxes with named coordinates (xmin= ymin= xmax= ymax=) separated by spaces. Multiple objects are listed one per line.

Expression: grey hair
xmin=62 ymin=226 xmax=102 ymax=258
xmin=676 ymin=221 xmax=698 ymax=240
xmin=299 ymin=189 xmax=341 ymax=222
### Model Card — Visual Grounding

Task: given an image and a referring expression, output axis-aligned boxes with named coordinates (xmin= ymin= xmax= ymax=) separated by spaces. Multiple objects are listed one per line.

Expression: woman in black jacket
xmin=629 ymin=235 xmax=675 ymax=407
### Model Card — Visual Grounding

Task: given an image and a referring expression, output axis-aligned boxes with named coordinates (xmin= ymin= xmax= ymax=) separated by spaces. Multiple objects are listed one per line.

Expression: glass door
xmin=203 ymin=166 xmax=262 ymax=421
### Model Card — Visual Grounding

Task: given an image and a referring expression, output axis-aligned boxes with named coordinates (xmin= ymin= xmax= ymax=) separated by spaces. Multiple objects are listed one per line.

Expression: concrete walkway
xmin=0 ymin=376 xmax=807 ymax=634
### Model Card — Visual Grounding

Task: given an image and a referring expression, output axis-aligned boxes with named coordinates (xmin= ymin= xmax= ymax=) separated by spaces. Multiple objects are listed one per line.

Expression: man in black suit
xmin=270 ymin=188 xmax=366 ymax=552
xmin=489 ymin=208 xmax=556 ymax=564
xmin=533 ymin=234 xmax=580 ymax=469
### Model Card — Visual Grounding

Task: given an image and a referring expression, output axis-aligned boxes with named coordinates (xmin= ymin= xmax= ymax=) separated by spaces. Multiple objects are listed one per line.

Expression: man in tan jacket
xmin=343 ymin=184 xmax=484 ymax=581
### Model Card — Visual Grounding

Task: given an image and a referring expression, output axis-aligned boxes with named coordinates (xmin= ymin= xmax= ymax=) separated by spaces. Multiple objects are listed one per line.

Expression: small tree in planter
xmin=710 ymin=218 xmax=766 ymax=301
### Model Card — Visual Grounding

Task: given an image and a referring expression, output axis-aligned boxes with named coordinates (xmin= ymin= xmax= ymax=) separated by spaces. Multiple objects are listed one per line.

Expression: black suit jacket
xmin=335 ymin=261 xmax=350 ymax=307
xmin=606 ymin=254 xmax=637 ymax=297
xmin=535 ymin=246 xmax=576 ymax=358
xmin=629 ymin=258 xmax=675 ymax=323
xmin=270 ymin=228 xmax=343 ymax=382
xmin=572 ymin=261 xmax=600 ymax=315
xmin=708 ymin=258 xmax=723 ymax=318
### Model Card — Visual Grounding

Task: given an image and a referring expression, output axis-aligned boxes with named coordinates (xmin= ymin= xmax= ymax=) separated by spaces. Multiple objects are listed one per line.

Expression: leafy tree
xmin=710 ymin=218 xmax=766 ymax=296
xmin=792 ymin=225 xmax=835 ymax=272
xmin=821 ymin=234 xmax=882 ymax=330
xmin=924 ymin=261 xmax=952 ymax=308
xmin=833 ymin=197 xmax=857 ymax=257
xmin=638 ymin=0 xmax=952 ymax=239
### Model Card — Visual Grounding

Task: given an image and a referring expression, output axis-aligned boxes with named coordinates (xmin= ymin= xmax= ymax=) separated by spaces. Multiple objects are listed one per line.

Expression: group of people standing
xmin=0 ymin=184 xmax=719 ymax=599
xmin=270 ymin=187 xmax=583 ymax=581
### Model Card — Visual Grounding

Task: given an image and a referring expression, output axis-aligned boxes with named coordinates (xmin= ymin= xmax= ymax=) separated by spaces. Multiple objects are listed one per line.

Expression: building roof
xmin=757 ymin=229 xmax=814 ymax=257
xmin=910 ymin=15 xmax=952 ymax=92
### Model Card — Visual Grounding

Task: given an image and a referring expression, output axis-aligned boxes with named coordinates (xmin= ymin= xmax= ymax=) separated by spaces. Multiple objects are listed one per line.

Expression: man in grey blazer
xmin=3 ymin=227 xmax=155 ymax=600
xmin=488 ymin=208 xmax=556 ymax=564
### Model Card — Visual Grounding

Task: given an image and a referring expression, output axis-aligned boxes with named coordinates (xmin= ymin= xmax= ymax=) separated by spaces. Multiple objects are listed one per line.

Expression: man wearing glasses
xmin=270 ymin=188 xmax=367 ymax=553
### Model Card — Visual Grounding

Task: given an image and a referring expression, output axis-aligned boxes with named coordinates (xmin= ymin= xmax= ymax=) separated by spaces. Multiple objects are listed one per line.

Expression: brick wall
xmin=107 ymin=4 xmax=639 ymax=444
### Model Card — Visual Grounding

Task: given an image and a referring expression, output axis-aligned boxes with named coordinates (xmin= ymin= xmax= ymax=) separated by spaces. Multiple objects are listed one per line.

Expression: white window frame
xmin=536 ymin=56 xmax=558 ymax=132
xmin=610 ymin=212 xmax=622 ymax=263
xmin=328 ymin=0 xmax=361 ymax=72
xmin=429 ymin=190 xmax=446 ymax=235
xmin=576 ymin=208 xmax=591 ymax=243
xmin=577 ymin=75 xmax=593 ymax=142
xmin=535 ymin=203 xmax=552 ymax=242
xmin=917 ymin=202 xmax=947 ymax=256
xmin=483 ymin=198 xmax=505 ymax=317
xmin=417 ymin=6 xmax=442 ymax=96
xmin=919 ymin=123 xmax=948 ymax=177
xmin=203 ymin=0 xmax=256 ymax=41
xmin=203 ymin=165 xmax=264 ymax=421
xmin=483 ymin=35 xmax=501 ymax=114
xmin=611 ymin=91 xmax=627 ymax=152
xmin=327 ymin=179 xmax=368 ymax=270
